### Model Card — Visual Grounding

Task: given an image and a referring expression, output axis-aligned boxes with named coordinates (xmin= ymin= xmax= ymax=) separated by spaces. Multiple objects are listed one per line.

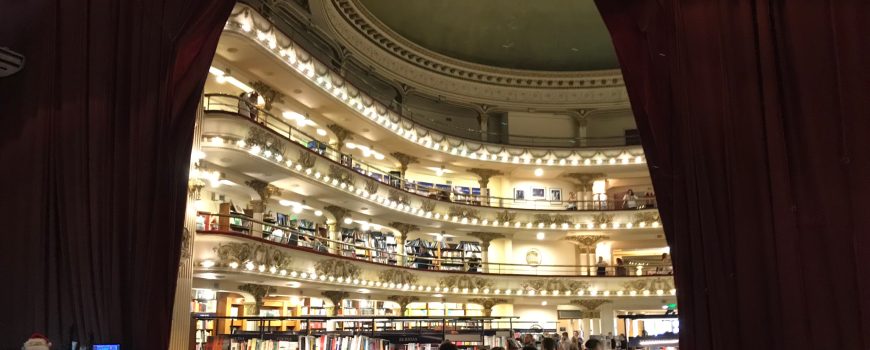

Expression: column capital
xmin=249 ymin=80 xmax=285 ymax=111
xmin=565 ymin=234 xmax=609 ymax=248
xmin=388 ymin=221 xmax=420 ymax=236
xmin=570 ymin=298 xmax=613 ymax=311
xmin=467 ymin=168 xmax=504 ymax=184
xmin=324 ymin=205 xmax=351 ymax=226
xmin=327 ymin=123 xmax=355 ymax=149
xmin=238 ymin=283 xmax=277 ymax=314
xmin=245 ymin=179 xmax=282 ymax=201
xmin=390 ymin=152 xmax=419 ymax=176
xmin=562 ymin=172 xmax=606 ymax=190
xmin=468 ymin=232 xmax=505 ymax=248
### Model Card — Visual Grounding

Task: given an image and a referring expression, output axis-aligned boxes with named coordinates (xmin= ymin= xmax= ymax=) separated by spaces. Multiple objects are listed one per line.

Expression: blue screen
xmin=93 ymin=345 xmax=120 ymax=350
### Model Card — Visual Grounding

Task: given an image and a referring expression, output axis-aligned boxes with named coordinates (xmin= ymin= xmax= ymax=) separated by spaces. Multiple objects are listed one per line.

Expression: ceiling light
xmin=343 ymin=217 xmax=353 ymax=225
xmin=282 ymin=111 xmax=304 ymax=120
xmin=279 ymin=200 xmax=293 ymax=206
xmin=536 ymin=232 xmax=545 ymax=240
xmin=541 ymin=301 xmax=548 ymax=306
xmin=357 ymin=288 xmax=370 ymax=294
xmin=314 ymin=210 xmax=323 ymax=217
xmin=316 ymin=128 xmax=327 ymax=136
xmin=534 ymin=168 xmax=544 ymax=177
xmin=432 ymin=293 xmax=443 ymax=298
xmin=215 ymin=74 xmax=227 ymax=84
xmin=292 ymin=205 xmax=303 ymax=214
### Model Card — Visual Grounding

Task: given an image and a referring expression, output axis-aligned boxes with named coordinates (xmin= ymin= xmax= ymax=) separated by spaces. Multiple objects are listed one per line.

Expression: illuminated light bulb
xmin=279 ymin=269 xmax=287 ymax=276
xmin=626 ymin=222 xmax=634 ymax=229
xmin=245 ymin=261 xmax=255 ymax=270
xmin=652 ymin=221 xmax=661 ymax=228
xmin=215 ymin=74 xmax=227 ymax=84
xmin=290 ymin=271 xmax=298 ymax=277
xmin=305 ymin=168 xmax=313 ymax=175
xmin=514 ymin=222 xmax=521 ymax=228
xmin=481 ymin=219 xmax=489 ymax=225
xmin=228 ymin=261 xmax=239 ymax=269
xmin=584 ymin=159 xmax=591 ymax=165
xmin=571 ymin=159 xmax=579 ymax=166
xmin=534 ymin=168 xmax=544 ymax=177
xmin=559 ymin=159 xmax=566 ymax=165
xmin=577 ymin=290 xmax=585 ymax=296
xmin=596 ymin=158 xmax=604 ymax=165
xmin=622 ymin=158 xmax=630 ymax=164
xmin=589 ymin=289 xmax=598 ymax=296
xmin=639 ymin=222 xmax=647 ymax=228
xmin=269 ymin=266 xmax=277 ymax=274
xmin=482 ymin=288 xmax=489 ymax=293
xmin=343 ymin=217 xmax=353 ymax=225
xmin=471 ymin=218 xmax=478 ymax=224
xmin=294 ymin=164 xmax=303 ymax=171
xmin=617 ymin=290 xmax=624 ymax=296
xmin=541 ymin=301 xmax=548 ymax=306
xmin=600 ymin=223 xmax=608 ymax=229
xmin=538 ymin=223 xmax=545 ymax=229
xmin=241 ymin=22 xmax=252 ymax=32
xmin=540 ymin=290 xmax=547 ymax=296
xmin=603 ymin=291 xmax=611 ymax=296
xmin=670 ymin=289 xmax=677 ymax=295
xmin=512 ymin=157 xmax=520 ymax=164
xmin=561 ymin=223 xmax=569 ymax=229
xmin=249 ymin=145 xmax=262 ymax=155
xmin=547 ymin=159 xmax=554 ymax=165
xmin=552 ymin=290 xmax=560 ymax=296
xmin=635 ymin=156 xmax=644 ymax=163
xmin=536 ymin=232 xmax=545 ymax=240
xmin=300 ymin=272 xmax=308 ymax=279
xmin=629 ymin=290 xmax=637 ymax=296
xmin=535 ymin=158 xmax=543 ymax=165
xmin=575 ymin=223 xmax=582 ymax=229
xmin=200 ymin=260 xmax=216 ymax=268
xmin=526 ymin=223 xmax=533 ymax=228
xmin=609 ymin=158 xmax=617 ymax=165
xmin=643 ymin=290 xmax=651 ymax=296
xmin=549 ymin=223 xmax=557 ymax=229
xmin=316 ymin=128 xmax=327 ymax=136
xmin=504 ymin=289 xmax=512 ymax=295
xmin=494 ymin=289 xmax=501 ymax=294
xmin=656 ymin=289 xmax=664 ymax=296
xmin=612 ymin=222 xmax=620 ymax=229
xmin=292 ymin=205 xmax=303 ymax=214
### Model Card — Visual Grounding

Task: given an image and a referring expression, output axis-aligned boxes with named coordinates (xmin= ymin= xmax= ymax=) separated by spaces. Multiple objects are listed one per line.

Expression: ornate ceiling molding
xmin=317 ymin=0 xmax=631 ymax=108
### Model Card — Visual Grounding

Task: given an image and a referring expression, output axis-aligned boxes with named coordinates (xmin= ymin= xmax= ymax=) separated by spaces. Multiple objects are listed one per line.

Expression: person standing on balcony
xmin=657 ymin=253 xmax=673 ymax=275
xmin=566 ymin=192 xmax=578 ymax=210
xmin=596 ymin=256 xmax=608 ymax=276
xmin=615 ymin=258 xmax=627 ymax=276
xmin=248 ymin=91 xmax=260 ymax=120
xmin=237 ymin=92 xmax=250 ymax=118
xmin=623 ymin=189 xmax=638 ymax=209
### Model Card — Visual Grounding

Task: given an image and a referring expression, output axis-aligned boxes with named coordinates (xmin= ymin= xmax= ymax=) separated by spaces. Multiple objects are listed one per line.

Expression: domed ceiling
xmin=357 ymin=0 xmax=619 ymax=71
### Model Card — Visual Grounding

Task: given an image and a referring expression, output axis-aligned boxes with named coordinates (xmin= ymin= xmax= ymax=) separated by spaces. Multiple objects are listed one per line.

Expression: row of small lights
xmin=229 ymin=17 xmax=647 ymax=168
xmin=204 ymin=135 xmax=662 ymax=232
xmin=200 ymin=260 xmax=676 ymax=297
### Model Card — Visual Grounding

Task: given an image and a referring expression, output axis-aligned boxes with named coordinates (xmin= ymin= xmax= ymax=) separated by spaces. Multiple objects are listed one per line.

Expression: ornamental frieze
xmin=378 ymin=268 xmax=419 ymax=285
xmin=522 ymin=279 xmax=591 ymax=293
xmin=314 ymin=258 xmax=362 ymax=279
xmin=213 ymin=242 xmax=293 ymax=271
xmin=438 ymin=275 xmax=493 ymax=290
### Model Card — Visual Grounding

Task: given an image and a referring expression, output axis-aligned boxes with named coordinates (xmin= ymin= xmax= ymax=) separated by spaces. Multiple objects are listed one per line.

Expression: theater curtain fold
xmin=0 ymin=0 xmax=234 ymax=347
xmin=594 ymin=0 xmax=870 ymax=348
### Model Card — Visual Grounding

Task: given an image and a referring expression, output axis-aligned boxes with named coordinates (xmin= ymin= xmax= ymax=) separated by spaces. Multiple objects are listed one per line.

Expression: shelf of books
xmin=340 ymin=229 xmax=398 ymax=264
xmin=406 ymin=302 xmax=484 ymax=318
xmin=192 ymin=316 xmax=518 ymax=350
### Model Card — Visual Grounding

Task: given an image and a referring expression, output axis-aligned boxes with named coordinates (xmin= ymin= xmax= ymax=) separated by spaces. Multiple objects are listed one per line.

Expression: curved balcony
xmin=219 ymin=6 xmax=646 ymax=163
xmin=195 ymin=212 xmax=673 ymax=278
xmin=203 ymin=93 xmax=659 ymax=215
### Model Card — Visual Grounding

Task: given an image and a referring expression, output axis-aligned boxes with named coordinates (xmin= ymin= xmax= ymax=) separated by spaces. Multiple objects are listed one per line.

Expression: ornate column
xmin=327 ymin=123 xmax=355 ymax=151
xmin=467 ymin=168 xmax=503 ymax=206
xmin=564 ymin=173 xmax=605 ymax=210
xmin=389 ymin=152 xmax=418 ymax=178
xmin=324 ymin=205 xmax=351 ymax=253
xmin=168 ymin=97 xmax=204 ymax=350
xmin=246 ymin=180 xmax=281 ymax=237
xmin=571 ymin=299 xmax=613 ymax=337
xmin=389 ymin=222 xmax=419 ymax=266
xmin=468 ymin=298 xmax=509 ymax=317
xmin=387 ymin=295 xmax=420 ymax=316
xmin=565 ymin=235 xmax=608 ymax=276
xmin=238 ymin=283 xmax=277 ymax=314
xmin=321 ymin=291 xmax=349 ymax=317
xmin=468 ymin=232 xmax=505 ymax=272
xmin=250 ymin=80 xmax=285 ymax=112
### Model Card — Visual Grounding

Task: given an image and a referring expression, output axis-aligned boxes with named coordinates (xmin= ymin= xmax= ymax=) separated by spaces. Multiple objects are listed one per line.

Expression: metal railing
xmin=197 ymin=212 xmax=674 ymax=277
xmin=203 ymin=94 xmax=658 ymax=212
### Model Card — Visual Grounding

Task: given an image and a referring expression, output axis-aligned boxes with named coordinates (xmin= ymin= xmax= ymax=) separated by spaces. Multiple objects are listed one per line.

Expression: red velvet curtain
xmin=0 ymin=0 xmax=233 ymax=347
xmin=594 ymin=0 xmax=870 ymax=348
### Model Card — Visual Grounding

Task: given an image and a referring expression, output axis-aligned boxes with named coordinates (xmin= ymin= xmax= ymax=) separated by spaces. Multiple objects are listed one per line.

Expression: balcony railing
xmin=203 ymin=93 xmax=657 ymax=212
xmin=196 ymin=212 xmax=674 ymax=277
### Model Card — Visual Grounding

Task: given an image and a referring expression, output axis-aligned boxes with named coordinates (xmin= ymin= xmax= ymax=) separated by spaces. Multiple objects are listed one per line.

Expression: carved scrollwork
xmin=298 ymin=150 xmax=317 ymax=168
xmin=570 ymin=299 xmax=612 ymax=311
xmin=449 ymin=206 xmax=479 ymax=220
xmin=623 ymin=277 xmax=674 ymax=292
xmin=250 ymin=81 xmax=285 ymax=111
xmin=238 ymin=283 xmax=277 ymax=314
xmin=522 ymin=279 xmax=590 ymax=293
xmin=388 ymin=189 xmax=411 ymax=205
xmin=214 ymin=242 xmax=294 ymax=271
xmin=378 ymin=269 xmax=419 ymax=285
xmin=496 ymin=210 xmax=516 ymax=223
xmin=363 ymin=177 xmax=380 ymax=194
xmin=329 ymin=164 xmax=354 ymax=186
xmin=591 ymin=213 xmax=614 ymax=226
xmin=533 ymin=214 xmax=572 ymax=226
xmin=314 ymin=258 xmax=361 ymax=279
xmin=438 ymin=276 xmax=493 ymax=290
xmin=468 ymin=298 xmax=509 ymax=316
xmin=633 ymin=211 xmax=661 ymax=224
xmin=245 ymin=127 xmax=286 ymax=158
xmin=387 ymin=295 xmax=420 ymax=315
xmin=388 ymin=222 xmax=419 ymax=236
xmin=321 ymin=291 xmax=350 ymax=316
xmin=420 ymin=199 xmax=436 ymax=212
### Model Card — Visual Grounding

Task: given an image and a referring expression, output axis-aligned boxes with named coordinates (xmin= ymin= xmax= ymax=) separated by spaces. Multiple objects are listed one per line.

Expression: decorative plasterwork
xmin=571 ymin=299 xmax=612 ymax=311
xmin=466 ymin=168 xmax=503 ymax=187
xmin=438 ymin=276 xmax=493 ymax=290
xmin=363 ymin=177 xmax=380 ymax=194
xmin=389 ymin=152 xmax=418 ymax=175
xmin=388 ymin=189 xmax=411 ymax=205
xmin=388 ymin=222 xmax=419 ymax=236
xmin=250 ymin=80 xmax=285 ymax=111
xmin=214 ymin=242 xmax=294 ymax=271
xmin=522 ymin=279 xmax=591 ymax=293
xmin=564 ymin=235 xmax=609 ymax=248
xmin=449 ymin=206 xmax=480 ymax=220
xmin=623 ymin=278 xmax=674 ymax=292
xmin=314 ymin=258 xmax=362 ymax=278
xmin=246 ymin=127 xmax=287 ymax=159
xmin=467 ymin=232 xmax=505 ymax=245
xmin=591 ymin=213 xmax=615 ymax=226
xmin=496 ymin=210 xmax=517 ymax=223
xmin=246 ymin=179 xmax=282 ymax=201
xmin=222 ymin=5 xmax=647 ymax=165
xmin=297 ymin=149 xmax=317 ymax=168
xmin=533 ymin=214 xmax=572 ymax=226
xmin=238 ymin=283 xmax=277 ymax=314
xmin=323 ymin=205 xmax=351 ymax=224
xmin=378 ymin=269 xmax=419 ymax=285
xmin=387 ymin=295 xmax=420 ymax=315
xmin=327 ymin=123 xmax=354 ymax=148
xmin=328 ymin=164 xmax=354 ymax=186
xmin=321 ymin=0 xmax=630 ymax=109
xmin=633 ymin=211 xmax=661 ymax=224
xmin=467 ymin=298 xmax=509 ymax=316
xmin=321 ymin=291 xmax=349 ymax=315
